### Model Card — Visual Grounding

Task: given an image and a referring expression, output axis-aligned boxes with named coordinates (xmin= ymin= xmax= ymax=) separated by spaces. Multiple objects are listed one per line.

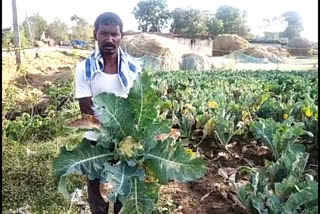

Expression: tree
xmin=2 ymin=27 xmax=29 ymax=49
xmin=206 ymin=16 xmax=224 ymax=39
xmin=70 ymin=15 xmax=93 ymax=41
xmin=281 ymin=11 xmax=303 ymax=39
xmin=170 ymin=8 xmax=209 ymax=38
xmin=46 ymin=18 xmax=69 ymax=42
xmin=22 ymin=13 xmax=48 ymax=41
xmin=133 ymin=0 xmax=171 ymax=32
xmin=2 ymin=27 xmax=13 ymax=49
xmin=215 ymin=5 xmax=250 ymax=37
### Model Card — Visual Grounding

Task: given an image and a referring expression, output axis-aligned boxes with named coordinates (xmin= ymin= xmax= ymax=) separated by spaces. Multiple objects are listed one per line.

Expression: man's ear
xmin=93 ymin=30 xmax=97 ymax=40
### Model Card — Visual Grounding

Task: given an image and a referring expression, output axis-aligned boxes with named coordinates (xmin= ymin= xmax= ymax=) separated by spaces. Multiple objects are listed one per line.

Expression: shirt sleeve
xmin=75 ymin=60 xmax=92 ymax=99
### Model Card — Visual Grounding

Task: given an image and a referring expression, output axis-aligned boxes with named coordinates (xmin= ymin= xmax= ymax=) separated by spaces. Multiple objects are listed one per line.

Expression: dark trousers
xmin=87 ymin=178 xmax=123 ymax=214
xmin=86 ymin=139 xmax=123 ymax=214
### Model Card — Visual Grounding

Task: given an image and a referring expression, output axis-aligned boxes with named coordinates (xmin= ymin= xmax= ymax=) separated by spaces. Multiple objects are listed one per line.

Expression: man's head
xmin=94 ymin=12 xmax=123 ymax=56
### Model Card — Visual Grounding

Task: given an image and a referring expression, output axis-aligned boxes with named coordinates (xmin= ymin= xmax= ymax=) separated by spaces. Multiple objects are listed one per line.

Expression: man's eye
xmin=112 ymin=33 xmax=118 ymax=37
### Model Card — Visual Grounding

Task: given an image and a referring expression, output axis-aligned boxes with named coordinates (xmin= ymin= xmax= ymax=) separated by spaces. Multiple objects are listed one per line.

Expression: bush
xmin=287 ymin=37 xmax=312 ymax=56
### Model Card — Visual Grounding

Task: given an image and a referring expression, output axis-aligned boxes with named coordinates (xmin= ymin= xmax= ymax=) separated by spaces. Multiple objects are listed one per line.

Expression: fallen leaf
xmin=99 ymin=183 xmax=113 ymax=203
xmin=154 ymin=128 xmax=181 ymax=141
xmin=67 ymin=114 xmax=101 ymax=130
xmin=242 ymin=145 xmax=249 ymax=153
xmin=213 ymin=152 xmax=230 ymax=161
xmin=200 ymin=190 xmax=214 ymax=202
xmin=218 ymin=168 xmax=229 ymax=180
xmin=257 ymin=146 xmax=270 ymax=156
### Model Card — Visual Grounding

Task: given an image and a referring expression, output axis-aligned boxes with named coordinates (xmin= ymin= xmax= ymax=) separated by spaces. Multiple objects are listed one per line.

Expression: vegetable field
xmin=2 ymin=51 xmax=318 ymax=214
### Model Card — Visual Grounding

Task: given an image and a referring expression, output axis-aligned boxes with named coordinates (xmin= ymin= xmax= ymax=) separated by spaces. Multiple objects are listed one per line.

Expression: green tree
xmin=2 ymin=27 xmax=13 ymax=49
xmin=133 ymin=0 xmax=171 ymax=32
xmin=2 ymin=27 xmax=29 ymax=49
xmin=215 ymin=5 xmax=250 ymax=37
xmin=206 ymin=16 xmax=224 ymax=39
xmin=22 ymin=13 xmax=48 ymax=41
xmin=170 ymin=8 xmax=209 ymax=38
xmin=281 ymin=11 xmax=303 ymax=39
xmin=70 ymin=15 xmax=93 ymax=41
xmin=46 ymin=18 xmax=69 ymax=42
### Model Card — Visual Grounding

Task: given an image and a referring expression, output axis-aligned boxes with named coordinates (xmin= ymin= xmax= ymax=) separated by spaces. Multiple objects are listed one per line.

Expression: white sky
xmin=2 ymin=0 xmax=318 ymax=42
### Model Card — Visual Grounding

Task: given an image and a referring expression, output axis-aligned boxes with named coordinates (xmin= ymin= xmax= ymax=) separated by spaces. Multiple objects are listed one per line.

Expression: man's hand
xmin=78 ymin=97 xmax=94 ymax=115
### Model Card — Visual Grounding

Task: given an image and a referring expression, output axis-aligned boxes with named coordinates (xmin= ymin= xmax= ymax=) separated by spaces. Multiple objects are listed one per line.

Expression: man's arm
xmin=78 ymin=97 xmax=94 ymax=115
xmin=75 ymin=60 xmax=94 ymax=115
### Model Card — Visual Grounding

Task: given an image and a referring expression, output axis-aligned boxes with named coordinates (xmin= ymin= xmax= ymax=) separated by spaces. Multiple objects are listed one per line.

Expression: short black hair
xmin=94 ymin=12 xmax=123 ymax=34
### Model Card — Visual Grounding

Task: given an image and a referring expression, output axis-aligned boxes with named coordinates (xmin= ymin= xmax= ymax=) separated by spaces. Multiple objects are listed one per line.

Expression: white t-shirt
xmin=75 ymin=60 xmax=131 ymax=141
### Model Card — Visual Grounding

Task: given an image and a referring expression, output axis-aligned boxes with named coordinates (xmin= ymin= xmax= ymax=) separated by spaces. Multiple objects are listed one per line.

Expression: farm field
xmin=2 ymin=50 xmax=318 ymax=214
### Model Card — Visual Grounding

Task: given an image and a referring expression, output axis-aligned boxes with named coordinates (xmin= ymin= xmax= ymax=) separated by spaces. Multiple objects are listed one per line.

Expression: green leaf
xmin=266 ymin=195 xmax=282 ymax=214
xmin=180 ymin=112 xmax=195 ymax=138
xmin=250 ymin=118 xmax=279 ymax=160
xmin=100 ymin=162 xmax=145 ymax=203
xmin=119 ymin=178 xmax=160 ymax=214
xmin=144 ymin=140 xmax=208 ymax=184
xmin=284 ymin=189 xmax=317 ymax=213
xmin=53 ymin=139 xmax=114 ymax=199
xmin=93 ymin=93 xmax=135 ymax=136
xmin=248 ymin=194 xmax=268 ymax=214
xmin=128 ymin=73 xmax=159 ymax=131
xmin=96 ymin=126 xmax=121 ymax=149
xmin=140 ymin=120 xmax=171 ymax=152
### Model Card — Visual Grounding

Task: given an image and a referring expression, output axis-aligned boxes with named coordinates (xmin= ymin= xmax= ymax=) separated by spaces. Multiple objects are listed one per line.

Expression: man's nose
xmin=106 ymin=35 xmax=112 ymax=42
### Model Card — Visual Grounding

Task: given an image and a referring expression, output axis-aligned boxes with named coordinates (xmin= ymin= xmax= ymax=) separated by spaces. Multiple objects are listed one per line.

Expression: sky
xmin=2 ymin=0 xmax=318 ymax=42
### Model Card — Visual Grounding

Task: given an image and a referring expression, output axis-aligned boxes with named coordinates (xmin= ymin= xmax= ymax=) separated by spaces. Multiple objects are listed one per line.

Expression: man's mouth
xmin=105 ymin=47 xmax=114 ymax=50
xmin=103 ymin=44 xmax=116 ymax=50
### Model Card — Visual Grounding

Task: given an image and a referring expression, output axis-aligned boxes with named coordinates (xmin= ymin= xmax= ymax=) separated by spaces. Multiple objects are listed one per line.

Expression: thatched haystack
xmin=121 ymin=33 xmax=185 ymax=71
xmin=212 ymin=34 xmax=250 ymax=56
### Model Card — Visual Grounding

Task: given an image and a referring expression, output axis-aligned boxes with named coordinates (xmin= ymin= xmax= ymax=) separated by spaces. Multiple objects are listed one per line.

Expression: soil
xmin=159 ymin=139 xmax=273 ymax=214
xmin=2 ymin=49 xmax=87 ymax=119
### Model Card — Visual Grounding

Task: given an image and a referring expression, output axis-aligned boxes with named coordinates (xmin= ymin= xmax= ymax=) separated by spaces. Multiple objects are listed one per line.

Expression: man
xmin=75 ymin=12 xmax=142 ymax=214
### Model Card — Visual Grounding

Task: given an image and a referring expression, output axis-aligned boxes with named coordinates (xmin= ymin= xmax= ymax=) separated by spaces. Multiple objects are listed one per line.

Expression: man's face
xmin=95 ymin=24 xmax=122 ymax=56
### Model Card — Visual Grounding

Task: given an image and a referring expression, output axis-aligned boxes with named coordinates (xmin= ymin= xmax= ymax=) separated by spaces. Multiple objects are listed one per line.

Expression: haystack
xmin=239 ymin=46 xmax=273 ymax=59
xmin=212 ymin=34 xmax=250 ymax=56
xmin=287 ymin=37 xmax=312 ymax=56
xmin=181 ymin=53 xmax=214 ymax=71
xmin=121 ymin=33 xmax=185 ymax=71
xmin=238 ymin=46 xmax=288 ymax=63
xmin=310 ymin=49 xmax=318 ymax=55
xmin=34 ymin=41 xmax=47 ymax=47
xmin=266 ymin=47 xmax=290 ymax=58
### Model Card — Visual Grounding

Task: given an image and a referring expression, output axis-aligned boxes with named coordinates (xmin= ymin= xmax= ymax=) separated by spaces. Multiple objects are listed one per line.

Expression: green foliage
xmin=2 ymin=27 xmax=13 ymax=49
xmin=133 ymin=0 xmax=171 ymax=32
xmin=119 ymin=178 xmax=160 ymax=213
xmin=2 ymin=27 xmax=29 ymax=49
xmin=250 ymin=117 xmax=313 ymax=160
xmin=153 ymin=70 xmax=318 ymax=151
xmin=46 ymin=18 xmax=69 ymax=42
xmin=215 ymin=5 xmax=250 ymax=37
xmin=70 ymin=15 xmax=93 ymax=41
xmin=170 ymin=8 xmax=210 ymax=38
xmin=4 ymin=81 xmax=79 ymax=143
xmin=22 ymin=12 xmax=48 ymax=41
xmin=237 ymin=144 xmax=318 ymax=214
xmin=100 ymin=162 xmax=145 ymax=202
xmin=54 ymin=72 xmax=208 ymax=213
xmin=206 ymin=16 xmax=224 ymax=39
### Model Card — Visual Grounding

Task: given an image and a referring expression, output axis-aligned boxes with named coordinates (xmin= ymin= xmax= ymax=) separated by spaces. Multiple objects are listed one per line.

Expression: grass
xmin=2 ymin=134 xmax=87 ymax=213
xmin=2 ymin=77 xmax=87 ymax=213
